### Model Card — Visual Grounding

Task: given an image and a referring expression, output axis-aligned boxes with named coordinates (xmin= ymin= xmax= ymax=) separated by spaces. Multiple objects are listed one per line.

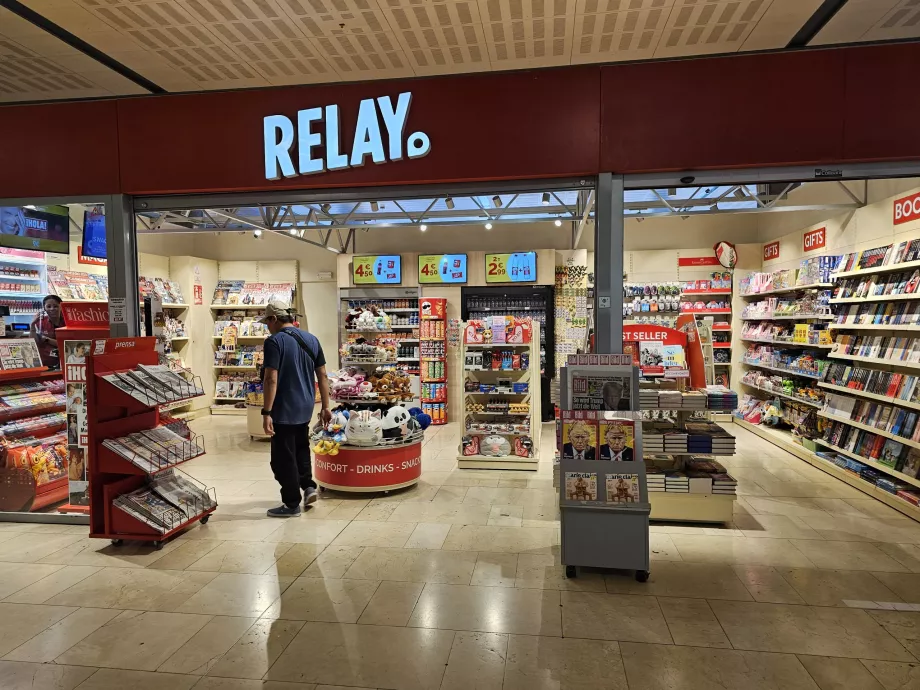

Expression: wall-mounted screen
xmin=0 ymin=205 xmax=69 ymax=255
xmin=485 ymin=252 xmax=537 ymax=283
xmin=353 ymin=255 xmax=401 ymax=285
xmin=418 ymin=253 xmax=468 ymax=284
xmin=81 ymin=209 xmax=106 ymax=259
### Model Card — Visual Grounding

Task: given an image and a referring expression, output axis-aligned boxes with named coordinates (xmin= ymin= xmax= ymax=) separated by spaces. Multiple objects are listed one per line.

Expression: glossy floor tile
xmin=8 ymin=419 xmax=920 ymax=688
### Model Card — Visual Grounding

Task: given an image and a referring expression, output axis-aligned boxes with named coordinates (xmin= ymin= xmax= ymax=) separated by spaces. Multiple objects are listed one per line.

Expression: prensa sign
xmin=263 ymin=91 xmax=431 ymax=180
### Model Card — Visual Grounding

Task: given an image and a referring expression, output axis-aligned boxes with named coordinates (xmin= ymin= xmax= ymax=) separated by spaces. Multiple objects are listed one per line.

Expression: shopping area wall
xmin=4 ymin=43 xmax=920 ymax=199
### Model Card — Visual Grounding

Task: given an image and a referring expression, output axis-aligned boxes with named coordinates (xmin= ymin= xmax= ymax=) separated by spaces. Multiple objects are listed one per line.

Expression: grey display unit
xmin=559 ymin=358 xmax=650 ymax=582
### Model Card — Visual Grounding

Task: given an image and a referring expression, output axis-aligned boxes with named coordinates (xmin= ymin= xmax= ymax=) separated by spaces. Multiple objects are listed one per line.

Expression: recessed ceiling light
xmin=492 ymin=196 xmax=502 ymax=208
xmin=326 ymin=246 xmax=339 ymax=253
xmin=420 ymin=224 xmax=427 ymax=232
xmin=445 ymin=197 xmax=455 ymax=210
xmin=253 ymin=229 xmax=263 ymax=237
xmin=485 ymin=222 xmax=492 ymax=230
xmin=289 ymin=228 xmax=297 ymax=235
xmin=541 ymin=193 xmax=550 ymax=205
xmin=554 ymin=219 xmax=562 ymax=227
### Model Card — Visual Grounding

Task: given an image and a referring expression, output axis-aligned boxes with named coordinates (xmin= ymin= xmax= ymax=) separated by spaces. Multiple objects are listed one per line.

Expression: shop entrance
xmin=129 ymin=180 xmax=596 ymax=483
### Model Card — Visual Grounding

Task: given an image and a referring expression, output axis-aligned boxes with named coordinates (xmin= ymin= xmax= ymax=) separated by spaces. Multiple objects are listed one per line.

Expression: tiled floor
xmin=4 ymin=418 xmax=920 ymax=688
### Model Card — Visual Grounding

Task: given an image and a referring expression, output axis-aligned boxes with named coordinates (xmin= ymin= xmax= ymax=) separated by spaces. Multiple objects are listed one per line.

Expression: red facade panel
xmin=842 ymin=43 xmax=920 ymax=163
xmin=0 ymin=100 xmax=119 ymax=198
xmin=599 ymin=50 xmax=848 ymax=173
xmin=115 ymin=67 xmax=602 ymax=195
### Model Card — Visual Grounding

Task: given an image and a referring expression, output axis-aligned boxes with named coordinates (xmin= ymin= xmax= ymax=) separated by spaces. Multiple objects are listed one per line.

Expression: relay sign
xmin=353 ymin=255 xmax=401 ymax=284
xmin=418 ymin=254 xmax=467 ymax=283
xmin=485 ymin=252 xmax=537 ymax=283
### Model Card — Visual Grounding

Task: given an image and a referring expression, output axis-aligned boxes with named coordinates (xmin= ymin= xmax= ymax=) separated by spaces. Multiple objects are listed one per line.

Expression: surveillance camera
xmin=680 ymin=176 xmax=695 ymax=184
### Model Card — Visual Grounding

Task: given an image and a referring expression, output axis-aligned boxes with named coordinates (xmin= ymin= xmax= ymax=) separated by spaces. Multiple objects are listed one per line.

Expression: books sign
xmin=763 ymin=241 xmax=780 ymax=261
xmin=803 ymin=227 xmax=826 ymax=252
xmin=894 ymin=191 xmax=920 ymax=225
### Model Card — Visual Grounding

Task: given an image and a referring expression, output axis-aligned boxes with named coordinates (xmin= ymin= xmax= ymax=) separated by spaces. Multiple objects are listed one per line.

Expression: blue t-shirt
xmin=263 ymin=327 xmax=325 ymax=425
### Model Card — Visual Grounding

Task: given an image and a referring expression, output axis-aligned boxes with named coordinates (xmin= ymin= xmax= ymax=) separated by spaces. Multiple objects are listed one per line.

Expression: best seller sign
xmin=263 ymin=92 xmax=431 ymax=181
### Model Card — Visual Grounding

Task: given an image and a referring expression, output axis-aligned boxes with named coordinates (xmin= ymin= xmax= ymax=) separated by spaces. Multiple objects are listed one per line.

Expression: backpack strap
xmin=280 ymin=328 xmax=317 ymax=369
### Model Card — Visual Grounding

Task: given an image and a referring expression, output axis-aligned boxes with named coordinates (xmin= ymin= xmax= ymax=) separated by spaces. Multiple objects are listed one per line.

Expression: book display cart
xmin=558 ymin=356 xmax=649 ymax=581
xmin=86 ymin=337 xmax=214 ymax=547
xmin=420 ymin=298 xmax=447 ymax=424
xmin=458 ymin=319 xmax=541 ymax=471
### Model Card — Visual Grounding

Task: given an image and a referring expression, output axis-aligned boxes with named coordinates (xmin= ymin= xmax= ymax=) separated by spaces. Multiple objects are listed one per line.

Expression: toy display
xmin=344 ymin=410 xmax=383 ymax=446
xmin=623 ymin=282 xmax=680 ymax=316
xmin=346 ymin=305 xmax=393 ymax=332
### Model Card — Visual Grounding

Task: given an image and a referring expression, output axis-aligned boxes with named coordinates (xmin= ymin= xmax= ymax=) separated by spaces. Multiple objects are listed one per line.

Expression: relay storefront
xmin=3 ymin=42 xmax=920 ymax=525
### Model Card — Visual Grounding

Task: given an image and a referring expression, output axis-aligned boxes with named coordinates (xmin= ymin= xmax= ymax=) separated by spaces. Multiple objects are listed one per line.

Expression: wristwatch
xmin=261 ymin=409 xmax=272 ymax=416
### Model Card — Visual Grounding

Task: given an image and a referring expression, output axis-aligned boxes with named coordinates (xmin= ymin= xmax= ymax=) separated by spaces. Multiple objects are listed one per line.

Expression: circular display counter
xmin=314 ymin=440 xmax=422 ymax=492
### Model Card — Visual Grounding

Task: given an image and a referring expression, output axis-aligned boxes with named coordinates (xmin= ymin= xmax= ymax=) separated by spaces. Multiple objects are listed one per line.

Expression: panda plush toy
xmin=381 ymin=405 xmax=411 ymax=439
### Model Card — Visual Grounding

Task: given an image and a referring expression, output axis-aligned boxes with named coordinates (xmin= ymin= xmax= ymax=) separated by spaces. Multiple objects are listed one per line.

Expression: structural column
xmin=105 ymin=194 xmax=139 ymax=337
xmin=594 ymin=173 xmax=624 ymax=353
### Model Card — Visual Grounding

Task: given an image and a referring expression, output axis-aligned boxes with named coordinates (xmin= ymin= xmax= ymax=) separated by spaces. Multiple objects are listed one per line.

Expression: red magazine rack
xmin=86 ymin=337 xmax=213 ymax=547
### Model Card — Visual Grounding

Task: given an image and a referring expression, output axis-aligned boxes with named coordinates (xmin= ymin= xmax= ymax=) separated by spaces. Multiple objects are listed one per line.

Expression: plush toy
xmin=344 ymin=308 xmax=362 ymax=328
xmin=332 ymin=374 xmax=358 ymax=398
xmin=329 ymin=411 xmax=348 ymax=445
xmin=355 ymin=309 xmax=377 ymax=330
xmin=480 ymin=435 xmax=511 ymax=457
xmin=762 ymin=401 xmax=782 ymax=427
xmin=462 ymin=435 xmax=480 ymax=456
xmin=345 ymin=409 xmax=383 ymax=446
xmin=513 ymin=436 xmax=534 ymax=458
xmin=382 ymin=405 xmax=411 ymax=439
xmin=407 ymin=407 xmax=432 ymax=431
xmin=358 ymin=380 xmax=373 ymax=396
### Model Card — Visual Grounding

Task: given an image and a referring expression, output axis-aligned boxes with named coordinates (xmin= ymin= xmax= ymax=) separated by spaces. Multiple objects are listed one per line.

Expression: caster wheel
xmin=110 ymin=539 xmax=123 ymax=547
xmin=565 ymin=565 xmax=577 ymax=579
xmin=154 ymin=541 xmax=164 ymax=550
xmin=636 ymin=570 xmax=650 ymax=583
xmin=200 ymin=514 xmax=210 ymax=525
xmin=319 ymin=486 xmax=326 ymax=493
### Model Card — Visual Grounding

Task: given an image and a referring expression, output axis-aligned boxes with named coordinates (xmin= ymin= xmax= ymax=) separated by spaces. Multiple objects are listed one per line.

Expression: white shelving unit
xmin=0 ymin=255 xmax=46 ymax=326
xmin=457 ymin=323 xmax=541 ymax=471
xmin=210 ymin=303 xmax=271 ymax=416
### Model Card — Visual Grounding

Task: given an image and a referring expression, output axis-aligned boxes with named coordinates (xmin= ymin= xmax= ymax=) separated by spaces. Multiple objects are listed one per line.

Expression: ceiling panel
xmin=0 ymin=6 xmax=145 ymax=102
xmin=813 ymin=0 xmax=920 ymax=44
xmin=5 ymin=0 xmax=916 ymax=102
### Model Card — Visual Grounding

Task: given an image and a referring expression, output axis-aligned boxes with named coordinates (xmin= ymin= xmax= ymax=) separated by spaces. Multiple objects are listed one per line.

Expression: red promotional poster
xmin=677 ymin=256 xmax=720 ymax=267
xmin=61 ymin=302 xmax=109 ymax=328
xmin=763 ymin=241 xmax=780 ymax=261
xmin=193 ymin=284 xmax=203 ymax=305
xmin=420 ymin=297 xmax=446 ymax=320
xmin=894 ymin=191 xmax=920 ymax=225
xmin=803 ymin=227 xmax=826 ymax=252
xmin=623 ymin=325 xmax=687 ymax=377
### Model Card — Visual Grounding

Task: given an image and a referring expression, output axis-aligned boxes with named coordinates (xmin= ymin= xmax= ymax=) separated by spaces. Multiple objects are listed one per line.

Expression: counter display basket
xmin=457 ymin=319 xmax=542 ymax=471
xmin=558 ymin=356 xmax=650 ymax=581
xmin=86 ymin=337 xmax=214 ymax=547
xmin=321 ymin=356 xmax=428 ymax=493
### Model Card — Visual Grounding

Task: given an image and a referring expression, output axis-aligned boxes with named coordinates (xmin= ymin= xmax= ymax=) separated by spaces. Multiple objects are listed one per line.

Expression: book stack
xmin=639 ymin=389 xmax=660 ymax=409
xmin=711 ymin=434 xmax=736 ymax=456
xmin=687 ymin=472 xmax=713 ymax=494
xmin=643 ymin=434 xmax=664 ymax=454
xmin=658 ymin=390 xmax=684 ymax=408
xmin=680 ymin=391 xmax=708 ymax=409
xmin=646 ymin=466 xmax=665 ymax=493
xmin=834 ymin=302 xmax=920 ymax=327
xmin=837 ymin=240 xmax=920 ymax=274
xmin=701 ymin=385 xmax=738 ymax=410
xmin=712 ymin=473 xmax=737 ymax=495
xmin=665 ymin=471 xmax=689 ymax=493
xmin=664 ymin=432 xmax=688 ymax=454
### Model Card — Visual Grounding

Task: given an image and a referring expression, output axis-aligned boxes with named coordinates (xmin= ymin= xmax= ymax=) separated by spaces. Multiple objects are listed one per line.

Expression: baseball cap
xmin=258 ymin=300 xmax=296 ymax=324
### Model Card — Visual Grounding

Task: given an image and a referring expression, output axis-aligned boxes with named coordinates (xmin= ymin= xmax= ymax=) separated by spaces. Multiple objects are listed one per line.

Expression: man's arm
xmin=317 ymin=365 xmax=331 ymax=423
xmin=262 ymin=366 xmax=278 ymax=435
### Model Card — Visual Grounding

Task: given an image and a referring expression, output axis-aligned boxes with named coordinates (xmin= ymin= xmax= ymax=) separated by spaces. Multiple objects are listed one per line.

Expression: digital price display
xmin=485 ymin=252 xmax=537 ymax=283
xmin=418 ymin=254 xmax=468 ymax=284
xmin=353 ymin=255 xmax=401 ymax=285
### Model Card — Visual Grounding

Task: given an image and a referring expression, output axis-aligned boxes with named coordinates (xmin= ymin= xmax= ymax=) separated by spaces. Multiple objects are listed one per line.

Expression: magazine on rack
xmin=117 ymin=488 xmax=187 ymax=531
xmin=102 ymin=373 xmax=160 ymax=406
xmin=103 ymin=435 xmax=160 ymax=473
xmin=123 ymin=370 xmax=179 ymax=402
xmin=138 ymin=363 xmax=203 ymax=398
xmin=153 ymin=469 xmax=215 ymax=516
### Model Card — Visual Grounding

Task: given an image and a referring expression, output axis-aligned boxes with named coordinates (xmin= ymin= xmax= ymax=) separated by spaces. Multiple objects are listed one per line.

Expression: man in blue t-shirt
xmin=259 ymin=301 xmax=331 ymax=517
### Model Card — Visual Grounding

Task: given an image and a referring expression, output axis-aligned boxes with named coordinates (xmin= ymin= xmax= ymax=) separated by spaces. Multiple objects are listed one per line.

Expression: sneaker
xmin=303 ymin=487 xmax=318 ymax=509
xmin=267 ymin=504 xmax=301 ymax=518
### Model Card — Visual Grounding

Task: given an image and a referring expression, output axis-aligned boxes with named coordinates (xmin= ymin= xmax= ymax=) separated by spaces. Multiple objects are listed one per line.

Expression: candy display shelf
xmin=740 ymin=359 xmax=825 ymax=380
xmin=818 ymin=382 xmax=920 ymax=412
xmin=740 ymin=283 xmax=835 ymax=298
xmin=734 ymin=418 xmax=920 ymax=522
xmin=740 ymin=381 xmax=825 ymax=409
